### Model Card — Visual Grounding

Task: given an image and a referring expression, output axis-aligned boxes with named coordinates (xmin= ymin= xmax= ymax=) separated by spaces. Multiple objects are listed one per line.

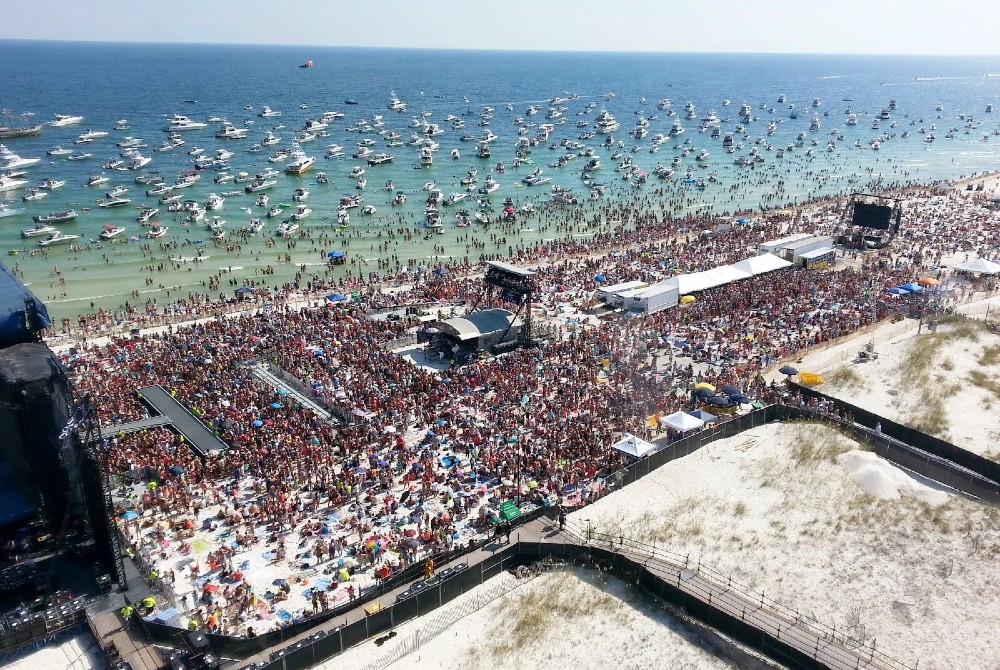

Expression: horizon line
xmin=1 ymin=37 xmax=998 ymax=58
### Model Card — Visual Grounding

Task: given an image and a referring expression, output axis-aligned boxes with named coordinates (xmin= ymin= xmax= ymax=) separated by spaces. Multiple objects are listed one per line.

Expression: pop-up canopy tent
xmin=954 ymin=258 xmax=1000 ymax=275
xmin=659 ymin=411 xmax=705 ymax=432
xmin=610 ymin=433 xmax=659 ymax=458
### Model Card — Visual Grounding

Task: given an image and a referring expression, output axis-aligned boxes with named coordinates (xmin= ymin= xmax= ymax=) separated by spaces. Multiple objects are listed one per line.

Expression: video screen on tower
xmin=851 ymin=202 xmax=893 ymax=230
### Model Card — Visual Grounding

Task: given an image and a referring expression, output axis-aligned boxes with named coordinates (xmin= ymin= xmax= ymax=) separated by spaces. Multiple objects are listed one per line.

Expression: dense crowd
xmin=62 ymin=181 xmax=999 ymax=635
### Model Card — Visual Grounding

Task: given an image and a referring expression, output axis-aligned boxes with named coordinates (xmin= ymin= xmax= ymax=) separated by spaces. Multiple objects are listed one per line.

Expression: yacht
xmin=388 ymin=91 xmax=407 ymax=112
xmin=285 ymin=152 xmax=316 ymax=174
xmin=0 ymin=144 xmax=41 ymax=169
xmin=809 ymin=116 xmax=821 ymax=132
xmin=205 ymin=193 xmax=225 ymax=210
xmin=669 ymin=121 xmax=685 ymax=136
xmin=267 ymin=205 xmax=283 ymax=218
xmin=99 ymin=225 xmax=126 ymax=240
xmin=699 ymin=111 xmax=721 ymax=129
xmin=48 ymin=114 xmax=84 ymax=127
xmin=846 ymin=113 xmax=858 ymax=126
xmin=594 ymin=111 xmax=620 ymax=134
xmin=476 ymin=140 xmax=491 ymax=158
xmin=420 ymin=146 xmax=434 ymax=166
xmin=262 ymin=131 xmax=280 ymax=146
xmin=77 ymin=129 xmax=108 ymax=141
xmin=367 ymin=152 xmax=394 ymax=166
xmin=216 ymin=122 xmax=249 ymax=139
xmin=255 ymin=194 xmax=269 ymax=207
xmin=38 ymin=232 xmax=80 ymax=247
xmin=105 ymin=185 xmax=129 ymax=198
xmin=21 ymin=222 xmax=57 ymax=237
xmin=165 ymin=115 xmax=208 ymax=131
xmin=0 ymin=174 xmax=29 ymax=192
xmin=98 ymin=196 xmax=132 ymax=208
xmin=245 ymin=219 xmax=265 ymax=234
xmin=47 ymin=146 xmax=74 ymax=156
xmin=258 ymin=106 xmax=282 ymax=118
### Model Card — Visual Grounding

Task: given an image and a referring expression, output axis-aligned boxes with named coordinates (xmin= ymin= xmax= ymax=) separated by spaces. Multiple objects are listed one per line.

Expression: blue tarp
xmin=327 ymin=251 xmax=346 ymax=258
xmin=0 ymin=262 xmax=50 ymax=348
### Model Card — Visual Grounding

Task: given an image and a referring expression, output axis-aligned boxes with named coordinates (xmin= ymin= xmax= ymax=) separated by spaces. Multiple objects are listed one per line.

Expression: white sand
xmin=8 ymin=633 xmax=102 ymax=670
xmin=783 ymin=301 xmax=1000 ymax=458
xmin=570 ymin=421 xmax=1000 ymax=670
xmin=325 ymin=568 xmax=736 ymax=670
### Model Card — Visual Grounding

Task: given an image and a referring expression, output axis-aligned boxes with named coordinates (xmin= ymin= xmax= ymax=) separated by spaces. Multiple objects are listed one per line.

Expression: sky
xmin=3 ymin=0 xmax=1000 ymax=56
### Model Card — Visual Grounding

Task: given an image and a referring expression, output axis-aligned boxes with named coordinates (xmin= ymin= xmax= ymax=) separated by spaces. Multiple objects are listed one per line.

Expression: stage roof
xmin=437 ymin=309 xmax=519 ymax=341
xmin=485 ymin=260 xmax=535 ymax=277
xmin=0 ymin=262 xmax=50 ymax=348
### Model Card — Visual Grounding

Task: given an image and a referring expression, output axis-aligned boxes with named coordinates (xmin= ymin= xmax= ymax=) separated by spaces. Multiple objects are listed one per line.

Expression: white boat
xmin=699 ymin=111 xmax=721 ymax=129
xmin=76 ymin=129 xmax=108 ymax=141
xmin=21 ymin=189 xmax=47 ymax=201
xmin=166 ymin=114 xmax=207 ymax=131
xmin=285 ymin=153 xmax=316 ymax=175
xmin=38 ymin=231 xmax=79 ymax=247
xmin=291 ymin=204 xmax=312 ymax=221
xmin=246 ymin=218 xmax=265 ymax=234
xmin=276 ymin=221 xmax=300 ymax=236
xmin=67 ymin=152 xmax=91 ymax=161
xmin=0 ymin=144 xmax=41 ymax=169
xmin=99 ymin=225 xmax=126 ymax=240
xmin=479 ymin=176 xmax=500 ymax=194
xmin=355 ymin=177 xmax=367 ymax=190
xmin=21 ymin=223 xmax=57 ymax=237
xmin=98 ymin=196 xmax=131 ymax=208
xmin=262 ymin=131 xmax=280 ymax=146
xmin=266 ymin=205 xmax=283 ymax=218
xmin=259 ymin=106 xmax=282 ymax=118
xmin=0 ymin=202 xmax=24 ymax=218
xmin=388 ymin=91 xmax=407 ymax=112
xmin=216 ymin=121 xmax=248 ymax=139
xmin=47 ymin=146 xmax=73 ymax=156
xmin=245 ymin=178 xmax=277 ymax=193
xmin=256 ymin=194 xmax=269 ymax=207
xmin=48 ymin=114 xmax=84 ymax=127
xmin=205 ymin=193 xmax=225 ymax=210
xmin=105 ymin=185 xmax=129 ymax=198
xmin=361 ymin=205 xmax=377 ymax=215
xmin=451 ymin=148 xmax=460 ymax=159
xmin=137 ymin=207 xmax=159 ymax=223
xmin=446 ymin=192 xmax=468 ymax=205
xmin=146 ymin=225 xmax=168 ymax=238
xmin=85 ymin=174 xmax=110 ymax=186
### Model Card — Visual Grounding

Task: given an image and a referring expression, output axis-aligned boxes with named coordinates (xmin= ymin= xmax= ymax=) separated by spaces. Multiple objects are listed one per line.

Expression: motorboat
xmin=446 ymin=192 xmax=468 ymax=205
xmin=476 ymin=140 xmax=491 ymax=158
xmin=367 ymin=152 xmax=393 ymax=166
xmin=206 ymin=216 xmax=226 ymax=232
xmin=47 ymin=146 xmax=73 ymax=156
xmin=22 ymin=189 xmax=47 ymax=201
xmin=21 ymin=222 xmax=57 ymax=237
xmin=33 ymin=209 xmax=78 ymax=224
xmin=388 ymin=91 xmax=407 ymax=112
xmin=285 ymin=153 xmax=316 ymax=174
xmin=99 ymin=224 xmax=126 ymax=240
xmin=216 ymin=121 xmax=249 ymax=139
xmin=292 ymin=188 xmax=309 ymax=201
xmin=245 ymin=218 xmax=265 ymax=234
xmin=262 ymin=131 xmax=280 ymax=146
xmin=699 ymin=111 xmax=721 ymax=130
xmin=0 ymin=144 xmax=41 ymax=169
xmin=275 ymin=221 xmax=300 ymax=236
xmin=0 ymin=202 xmax=24 ymax=218
xmin=48 ymin=114 xmax=84 ymax=127
xmin=67 ymin=152 xmax=91 ymax=161
xmin=85 ymin=174 xmax=110 ymax=186
xmin=256 ymin=194 xmax=269 ymax=207
xmin=355 ymin=177 xmax=367 ymax=189
xmin=137 ymin=207 xmax=159 ymax=223
xmin=361 ymin=205 xmax=377 ymax=215
xmin=259 ymin=106 xmax=282 ymax=118
xmin=166 ymin=115 xmax=208 ymax=131
xmin=98 ymin=196 xmax=132 ymax=208
xmin=76 ymin=129 xmax=108 ymax=141
xmin=267 ymin=205 xmax=283 ymax=218
xmin=106 ymin=185 xmax=129 ymax=198
xmin=38 ymin=232 xmax=79 ymax=247
xmin=420 ymin=147 xmax=434 ymax=166
xmin=479 ymin=175 xmax=500 ymax=194
xmin=146 ymin=225 xmax=168 ymax=238
xmin=205 ymin=193 xmax=225 ymax=210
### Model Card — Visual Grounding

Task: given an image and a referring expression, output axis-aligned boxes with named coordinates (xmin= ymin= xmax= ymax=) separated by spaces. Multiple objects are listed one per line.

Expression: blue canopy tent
xmin=687 ymin=409 xmax=718 ymax=423
xmin=327 ymin=250 xmax=347 ymax=265
xmin=899 ymin=282 xmax=923 ymax=293
xmin=326 ymin=293 xmax=348 ymax=303
xmin=887 ymin=287 xmax=909 ymax=295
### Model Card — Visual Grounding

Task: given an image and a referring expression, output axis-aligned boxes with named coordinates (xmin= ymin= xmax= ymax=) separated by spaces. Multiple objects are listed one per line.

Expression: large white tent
xmin=729 ymin=253 xmax=795 ymax=276
xmin=659 ymin=411 xmax=705 ymax=432
xmin=954 ymin=258 xmax=1000 ymax=275
xmin=610 ymin=433 xmax=660 ymax=458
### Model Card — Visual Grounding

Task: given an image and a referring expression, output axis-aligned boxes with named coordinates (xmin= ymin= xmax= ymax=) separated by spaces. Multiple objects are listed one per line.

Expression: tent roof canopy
xmin=954 ymin=258 xmax=1000 ymax=275
xmin=610 ymin=433 xmax=659 ymax=458
xmin=659 ymin=411 xmax=705 ymax=432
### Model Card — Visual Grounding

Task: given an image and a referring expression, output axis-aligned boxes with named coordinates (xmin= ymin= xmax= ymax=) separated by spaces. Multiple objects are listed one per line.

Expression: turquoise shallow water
xmin=1 ymin=42 xmax=999 ymax=318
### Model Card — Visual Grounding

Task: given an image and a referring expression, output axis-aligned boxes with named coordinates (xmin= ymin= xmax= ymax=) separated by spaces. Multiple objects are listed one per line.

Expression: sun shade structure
xmin=659 ymin=411 xmax=705 ymax=432
xmin=610 ymin=433 xmax=659 ymax=458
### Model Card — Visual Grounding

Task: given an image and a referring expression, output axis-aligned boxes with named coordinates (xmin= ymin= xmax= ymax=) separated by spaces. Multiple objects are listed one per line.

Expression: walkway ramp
xmin=135 ymin=385 xmax=229 ymax=457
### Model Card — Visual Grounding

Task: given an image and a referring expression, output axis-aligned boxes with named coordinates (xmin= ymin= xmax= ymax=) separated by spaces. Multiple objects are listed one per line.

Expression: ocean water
xmin=1 ymin=41 xmax=999 ymax=318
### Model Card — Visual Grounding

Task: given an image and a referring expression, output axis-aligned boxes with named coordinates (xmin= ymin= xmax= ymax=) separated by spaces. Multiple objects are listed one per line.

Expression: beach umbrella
xmin=277 ymin=389 xmax=288 ymax=396
xmin=693 ymin=388 xmax=714 ymax=399
xmin=706 ymin=396 xmax=732 ymax=407
xmin=694 ymin=382 xmax=716 ymax=392
xmin=252 ymin=420 xmax=264 ymax=428
xmin=731 ymin=394 xmax=752 ymax=404
xmin=736 ymin=217 xmax=751 ymax=224
xmin=271 ymin=402 xmax=282 ymax=409
xmin=719 ymin=384 xmax=742 ymax=396
xmin=779 ymin=365 xmax=798 ymax=376
xmin=594 ymin=274 xmax=607 ymax=282
xmin=383 ymin=425 xmax=397 ymax=434
xmin=679 ymin=295 xmax=696 ymax=304
xmin=121 ymin=510 xmax=139 ymax=521
xmin=434 ymin=267 xmax=451 ymax=275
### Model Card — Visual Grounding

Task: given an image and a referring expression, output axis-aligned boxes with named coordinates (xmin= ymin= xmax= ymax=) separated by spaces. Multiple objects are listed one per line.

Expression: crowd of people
xmin=62 ymin=178 xmax=999 ymax=635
